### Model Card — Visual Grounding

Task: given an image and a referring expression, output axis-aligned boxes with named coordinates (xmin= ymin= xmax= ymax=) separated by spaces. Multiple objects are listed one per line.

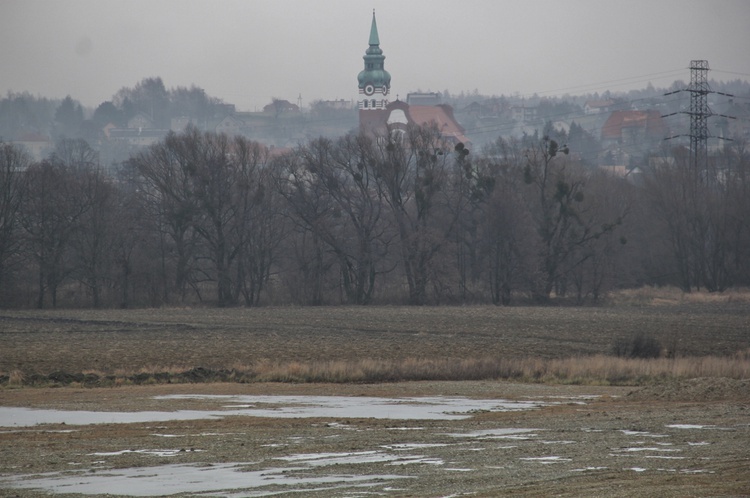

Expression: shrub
xmin=613 ymin=333 xmax=662 ymax=359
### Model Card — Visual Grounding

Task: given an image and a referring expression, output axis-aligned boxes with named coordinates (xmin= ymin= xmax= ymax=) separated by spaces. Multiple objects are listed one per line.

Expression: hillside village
xmin=3 ymin=11 xmax=750 ymax=179
xmin=4 ymin=80 xmax=749 ymax=173
xmin=3 ymin=12 xmax=749 ymax=176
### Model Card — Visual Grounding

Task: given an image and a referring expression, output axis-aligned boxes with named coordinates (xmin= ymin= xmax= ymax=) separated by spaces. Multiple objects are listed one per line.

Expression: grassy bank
xmin=5 ymin=350 xmax=749 ymax=388
xmin=1 ymin=287 xmax=748 ymax=387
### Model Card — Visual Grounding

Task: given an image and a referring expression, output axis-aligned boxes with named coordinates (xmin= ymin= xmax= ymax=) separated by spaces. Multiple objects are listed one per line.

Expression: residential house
xmin=510 ymin=105 xmax=537 ymax=124
xmin=601 ymin=110 xmax=668 ymax=147
xmin=584 ymin=99 xmax=615 ymax=115
xmin=11 ymin=132 xmax=52 ymax=163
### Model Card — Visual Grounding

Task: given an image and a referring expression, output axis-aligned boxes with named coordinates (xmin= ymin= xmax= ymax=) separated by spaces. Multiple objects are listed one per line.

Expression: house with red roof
xmin=601 ymin=110 xmax=668 ymax=147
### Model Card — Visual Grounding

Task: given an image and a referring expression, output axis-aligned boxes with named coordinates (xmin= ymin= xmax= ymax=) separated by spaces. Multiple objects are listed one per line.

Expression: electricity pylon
xmin=662 ymin=60 xmax=734 ymax=172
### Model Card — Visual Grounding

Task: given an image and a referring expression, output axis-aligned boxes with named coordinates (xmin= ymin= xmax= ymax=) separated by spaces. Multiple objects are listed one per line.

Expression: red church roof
xmin=407 ymin=104 xmax=470 ymax=145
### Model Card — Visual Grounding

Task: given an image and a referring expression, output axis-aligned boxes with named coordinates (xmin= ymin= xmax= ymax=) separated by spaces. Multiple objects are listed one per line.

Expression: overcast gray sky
xmin=2 ymin=0 xmax=749 ymax=111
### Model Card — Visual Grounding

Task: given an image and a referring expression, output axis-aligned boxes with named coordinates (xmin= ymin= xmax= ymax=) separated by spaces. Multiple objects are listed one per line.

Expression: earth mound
xmin=627 ymin=377 xmax=750 ymax=402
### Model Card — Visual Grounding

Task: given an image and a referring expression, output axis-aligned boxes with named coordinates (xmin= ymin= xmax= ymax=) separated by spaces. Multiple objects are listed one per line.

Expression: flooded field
xmin=0 ymin=394 xmax=551 ymax=427
xmin=1 ymin=304 xmax=747 ymax=495
xmin=1 ymin=381 xmax=748 ymax=497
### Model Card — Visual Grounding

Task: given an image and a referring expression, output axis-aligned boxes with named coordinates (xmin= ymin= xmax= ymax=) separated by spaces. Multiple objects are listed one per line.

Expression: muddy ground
xmin=0 ymin=380 xmax=748 ymax=497
xmin=0 ymin=305 xmax=748 ymax=496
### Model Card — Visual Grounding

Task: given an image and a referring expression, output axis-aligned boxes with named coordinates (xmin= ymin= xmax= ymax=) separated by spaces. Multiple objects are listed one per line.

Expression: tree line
xmin=1 ymin=124 xmax=748 ymax=308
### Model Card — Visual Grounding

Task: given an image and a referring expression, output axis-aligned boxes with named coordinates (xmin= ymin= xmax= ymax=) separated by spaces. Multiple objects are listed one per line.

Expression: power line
xmin=520 ymin=68 xmax=688 ymax=98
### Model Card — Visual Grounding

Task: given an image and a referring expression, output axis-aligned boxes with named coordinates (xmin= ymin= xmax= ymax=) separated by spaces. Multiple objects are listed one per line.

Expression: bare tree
xmin=373 ymin=123 xmax=463 ymax=304
xmin=275 ymin=135 xmax=390 ymax=304
xmin=232 ymin=137 xmax=283 ymax=306
xmin=523 ymin=136 xmax=621 ymax=301
xmin=20 ymin=160 xmax=89 ymax=308
xmin=128 ymin=130 xmax=201 ymax=303
xmin=648 ymin=139 xmax=750 ymax=292
xmin=70 ymin=166 xmax=119 ymax=307
xmin=0 ymin=143 xmax=29 ymax=302
xmin=644 ymin=144 xmax=738 ymax=292
xmin=476 ymin=157 xmax=540 ymax=305
xmin=567 ymin=170 xmax=633 ymax=303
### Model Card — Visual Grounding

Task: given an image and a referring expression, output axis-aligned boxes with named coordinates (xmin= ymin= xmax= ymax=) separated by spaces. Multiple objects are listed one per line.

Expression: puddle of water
xmin=446 ymin=428 xmax=540 ymax=439
xmin=620 ymin=447 xmax=681 ymax=452
xmin=389 ymin=457 xmax=444 ymax=466
xmin=520 ymin=456 xmax=572 ymax=464
xmin=90 ymin=449 xmax=204 ymax=457
xmin=621 ymin=430 xmax=669 ymax=438
xmin=0 ymin=407 xmax=227 ymax=427
xmin=163 ymin=394 xmax=547 ymax=419
xmin=276 ymin=450 xmax=444 ymax=467
xmin=666 ymin=424 xmax=732 ymax=431
xmin=0 ymin=462 xmax=411 ymax=496
xmin=571 ymin=466 xmax=608 ymax=472
xmin=0 ymin=395 xmax=549 ymax=427
xmin=382 ymin=443 xmax=450 ymax=450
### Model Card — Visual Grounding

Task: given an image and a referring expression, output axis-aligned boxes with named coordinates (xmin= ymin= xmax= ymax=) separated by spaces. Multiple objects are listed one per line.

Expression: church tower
xmin=357 ymin=11 xmax=391 ymax=111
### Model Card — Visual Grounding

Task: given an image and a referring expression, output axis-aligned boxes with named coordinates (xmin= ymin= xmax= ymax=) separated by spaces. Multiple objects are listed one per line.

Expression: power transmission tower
xmin=663 ymin=60 xmax=734 ymax=172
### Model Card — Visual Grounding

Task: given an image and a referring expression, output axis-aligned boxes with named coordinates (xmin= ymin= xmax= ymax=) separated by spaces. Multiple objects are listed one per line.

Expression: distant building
xmin=107 ymin=128 xmax=168 ymax=148
xmin=357 ymin=12 xmax=469 ymax=146
xmin=263 ymin=99 xmax=300 ymax=115
xmin=313 ymin=99 xmax=355 ymax=111
xmin=601 ymin=110 xmax=668 ymax=146
xmin=171 ymin=116 xmax=197 ymax=132
xmin=105 ymin=112 xmax=169 ymax=148
xmin=11 ymin=133 xmax=52 ymax=163
xmin=510 ymin=105 xmax=537 ymax=124
xmin=215 ymin=115 xmax=245 ymax=137
xmin=407 ymin=92 xmax=441 ymax=106
xmin=584 ymin=99 xmax=615 ymax=115
xmin=127 ymin=112 xmax=156 ymax=130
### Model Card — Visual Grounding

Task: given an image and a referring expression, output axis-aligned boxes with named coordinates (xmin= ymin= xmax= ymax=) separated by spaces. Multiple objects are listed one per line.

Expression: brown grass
xmin=607 ymin=285 xmax=750 ymax=307
xmin=1 ymin=294 xmax=748 ymax=387
xmin=18 ymin=353 xmax=746 ymax=387
xmin=243 ymin=354 xmax=750 ymax=385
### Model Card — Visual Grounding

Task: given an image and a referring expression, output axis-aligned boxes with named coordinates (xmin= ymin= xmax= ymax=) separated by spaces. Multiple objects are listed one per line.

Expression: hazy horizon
xmin=2 ymin=0 xmax=749 ymax=111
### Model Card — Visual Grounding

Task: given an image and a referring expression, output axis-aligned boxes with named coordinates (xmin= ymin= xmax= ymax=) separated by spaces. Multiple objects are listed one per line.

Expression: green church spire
xmin=368 ymin=10 xmax=380 ymax=47
xmin=357 ymin=10 xmax=391 ymax=109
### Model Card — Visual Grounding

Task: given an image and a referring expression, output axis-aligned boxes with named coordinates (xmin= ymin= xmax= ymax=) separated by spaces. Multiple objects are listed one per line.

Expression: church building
xmin=357 ymin=12 xmax=470 ymax=145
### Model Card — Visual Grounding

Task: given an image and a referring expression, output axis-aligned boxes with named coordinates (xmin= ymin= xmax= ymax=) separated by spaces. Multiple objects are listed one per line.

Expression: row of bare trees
xmin=1 ymin=126 xmax=748 ymax=308
xmin=645 ymin=144 xmax=750 ymax=292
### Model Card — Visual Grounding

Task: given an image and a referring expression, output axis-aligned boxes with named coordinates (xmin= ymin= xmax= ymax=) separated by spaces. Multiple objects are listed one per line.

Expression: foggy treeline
xmin=1 ymin=120 xmax=749 ymax=309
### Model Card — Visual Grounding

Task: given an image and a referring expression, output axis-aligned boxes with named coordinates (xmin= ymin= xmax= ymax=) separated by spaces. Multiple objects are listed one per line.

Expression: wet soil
xmin=1 ymin=305 xmax=748 ymax=495
xmin=1 ymin=380 xmax=748 ymax=497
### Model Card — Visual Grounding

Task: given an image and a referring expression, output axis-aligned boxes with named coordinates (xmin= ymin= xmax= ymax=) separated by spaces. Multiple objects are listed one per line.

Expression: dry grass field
xmin=0 ymin=288 xmax=748 ymax=497
xmin=1 ymin=288 xmax=750 ymax=386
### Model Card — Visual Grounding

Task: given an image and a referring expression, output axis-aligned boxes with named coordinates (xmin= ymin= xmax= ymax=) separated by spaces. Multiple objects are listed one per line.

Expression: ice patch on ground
xmin=0 ymin=462 xmax=411 ymax=496
xmin=0 ymin=395 xmax=551 ymax=427
xmin=520 ymin=456 xmax=572 ymax=463
xmin=446 ymin=428 xmax=540 ymax=439
xmin=90 ymin=449 xmax=204 ymax=457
